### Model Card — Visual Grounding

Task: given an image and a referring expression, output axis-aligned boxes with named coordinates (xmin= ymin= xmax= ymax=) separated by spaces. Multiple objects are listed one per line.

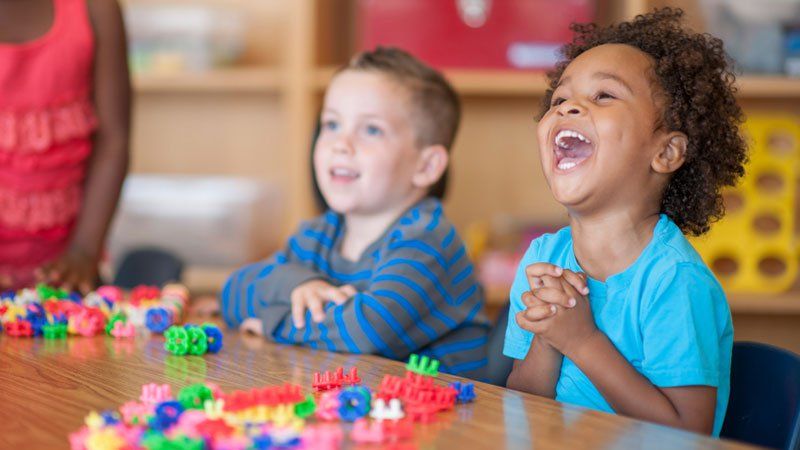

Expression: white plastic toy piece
xmin=369 ymin=398 xmax=404 ymax=421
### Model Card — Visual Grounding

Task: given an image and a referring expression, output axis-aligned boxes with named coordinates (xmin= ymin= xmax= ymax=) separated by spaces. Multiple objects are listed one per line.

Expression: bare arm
xmin=40 ymin=0 xmax=131 ymax=291
xmin=506 ymin=335 xmax=563 ymax=397
xmin=569 ymin=329 xmax=716 ymax=434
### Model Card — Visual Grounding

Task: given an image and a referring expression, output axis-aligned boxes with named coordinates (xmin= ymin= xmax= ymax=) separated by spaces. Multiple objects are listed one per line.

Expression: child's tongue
xmin=558 ymin=138 xmax=593 ymax=166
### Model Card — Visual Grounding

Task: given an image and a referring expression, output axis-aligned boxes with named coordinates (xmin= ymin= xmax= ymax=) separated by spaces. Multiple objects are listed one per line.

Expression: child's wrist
xmin=562 ymin=327 xmax=603 ymax=362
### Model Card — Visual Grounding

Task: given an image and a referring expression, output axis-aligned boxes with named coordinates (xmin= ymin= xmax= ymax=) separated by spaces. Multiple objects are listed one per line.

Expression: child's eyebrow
xmin=592 ymin=72 xmax=634 ymax=94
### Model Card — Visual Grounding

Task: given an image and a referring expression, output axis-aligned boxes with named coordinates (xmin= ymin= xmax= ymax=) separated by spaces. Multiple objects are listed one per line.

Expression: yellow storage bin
xmin=692 ymin=116 xmax=800 ymax=293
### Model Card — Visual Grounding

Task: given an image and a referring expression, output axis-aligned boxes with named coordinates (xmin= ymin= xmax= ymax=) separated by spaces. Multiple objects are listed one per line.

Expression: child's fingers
xmin=561 ymin=269 xmax=590 ymax=295
xmin=532 ymin=287 xmax=576 ymax=308
xmin=240 ymin=318 xmax=264 ymax=336
xmin=307 ymin=296 xmax=326 ymax=323
xmin=525 ymin=263 xmax=563 ymax=289
xmin=521 ymin=291 xmax=542 ymax=308
xmin=291 ymin=294 xmax=308 ymax=329
xmin=338 ymin=284 xmax=357 ymax=299
xmin=523 ymin=303 xmax=557 ymax=322
xmin=321 ymin=286 xmax=349 ymax=305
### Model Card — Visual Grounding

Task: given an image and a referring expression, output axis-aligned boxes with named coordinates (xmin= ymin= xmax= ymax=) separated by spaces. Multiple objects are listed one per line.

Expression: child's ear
xmin=652 ymin=132 xmax=688 ymax=174
xmin=412 ymin=145 xmax=449 ymax=189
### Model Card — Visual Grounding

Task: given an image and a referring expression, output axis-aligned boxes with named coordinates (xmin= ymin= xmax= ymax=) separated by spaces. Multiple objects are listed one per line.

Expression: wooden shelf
xmin=314 ymin=66 xmax=549 ymax=96
xmin=736 ymin=76 xmax=800 ymax=99
xmin=484 ymin=284 xmax=800 ymax=315
xmin=315 ymin=67 xmax=800 ymax=99
xmin=134 ymin=67 xmax=283 ymax=94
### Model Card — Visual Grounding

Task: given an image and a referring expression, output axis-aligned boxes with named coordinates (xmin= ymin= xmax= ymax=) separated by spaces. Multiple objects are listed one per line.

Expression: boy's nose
xmin=332 ymin=136 xmax=355 ymax=154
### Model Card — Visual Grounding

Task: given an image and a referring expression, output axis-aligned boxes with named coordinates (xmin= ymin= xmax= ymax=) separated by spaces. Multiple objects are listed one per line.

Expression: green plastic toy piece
xmin=186 ymin=327 xmax=208 ymax=356
xmin=105 ymin=313 xmax=126 ymax=335
xmin=294 ymin=394 xmax=316 ymax=419
xmin=406 ymin=353 xmax=440 ymax=377
xmin=177 ymin=383 xmax=214 ymax=410
xmin=42 ymin=323 xmax=68 ymax=339
xmin=142 ymin=433 xmax=203 ymax=450
xmin=36 ymin=284 xmax=68 ymax=300
xmin=164 ymin=326 xmax=189 ymax=356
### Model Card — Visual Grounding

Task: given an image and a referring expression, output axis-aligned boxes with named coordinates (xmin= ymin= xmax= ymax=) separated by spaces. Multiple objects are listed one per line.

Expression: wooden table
xmin=0 ymin=330 xmax=757 ymax=449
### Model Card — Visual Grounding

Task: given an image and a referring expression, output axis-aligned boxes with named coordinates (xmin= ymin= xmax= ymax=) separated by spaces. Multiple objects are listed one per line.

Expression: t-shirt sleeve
xmin=503 ymin=239 xmax=540 ymax=360
xmin=640 ymin=262 xmax=729 ymax=388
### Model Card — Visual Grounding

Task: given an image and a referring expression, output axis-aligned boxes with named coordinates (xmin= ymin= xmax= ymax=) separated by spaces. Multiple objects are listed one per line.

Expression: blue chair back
xmin=721 ymin=341 xmax=800 ymax=450
xmin=114 ymin=248 xmax=184 ymax=289
xmin=486 ymin=303 xmax=514 ymax=386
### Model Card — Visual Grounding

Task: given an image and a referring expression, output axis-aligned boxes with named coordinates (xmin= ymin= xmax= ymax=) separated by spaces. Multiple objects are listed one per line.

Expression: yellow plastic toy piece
xmin=85 ymin=428 xmax=125 ymax=450
xmin=692 ymin=116 xmax=799 ymax=293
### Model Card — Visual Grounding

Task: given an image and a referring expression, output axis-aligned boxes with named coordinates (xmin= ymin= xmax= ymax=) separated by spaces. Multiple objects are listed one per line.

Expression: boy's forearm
xmin=568 ymin=331 xmax=703 ymax=431
xmin=507 ymin=336 xmax=563 ymax=397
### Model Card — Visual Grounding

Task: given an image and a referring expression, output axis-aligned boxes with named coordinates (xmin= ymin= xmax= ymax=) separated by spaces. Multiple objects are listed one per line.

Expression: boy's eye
xmin=551 ymin=97 xmax=566 ymax=107
xmin=365 ymin=124 xmax=383 ymax=136
xmin=321 ymin=119 xmax=339 ymax=131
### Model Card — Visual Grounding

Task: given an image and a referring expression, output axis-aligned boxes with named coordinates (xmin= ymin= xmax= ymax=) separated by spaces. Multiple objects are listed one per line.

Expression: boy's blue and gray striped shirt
xmin=222 ymin=197 xmax=490 ymax=380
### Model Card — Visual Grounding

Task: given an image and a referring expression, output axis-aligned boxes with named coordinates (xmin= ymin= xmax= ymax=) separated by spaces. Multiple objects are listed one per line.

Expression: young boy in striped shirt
xmin=220 ymin=47 xmax=489 ymax=379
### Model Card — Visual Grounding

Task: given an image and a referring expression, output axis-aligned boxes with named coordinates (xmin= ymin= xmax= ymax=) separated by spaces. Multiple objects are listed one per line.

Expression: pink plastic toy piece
xmin=71 ymin=310 xmax=103 ymax=337
xmin=315 ymin=391 xmax=341 ymax=421
xmin=68 ymin=426 xmax=89 ymax=450
xmin=302 ymin=423 xmax=344 ymax=449
xmin=174 ymin=410 xmax=208 ymax=439
xmin=351 ymin=419 xmax=385 ymax=444
xmin=119 ymin=401 xmax=154 ymax=425
xmin=96 ymin=286 xmax=123 ymax=303
xmin=110 ymin=320 xmax=135 ymax=338
xmin=140 ymin=383 xmax=172 ymax=404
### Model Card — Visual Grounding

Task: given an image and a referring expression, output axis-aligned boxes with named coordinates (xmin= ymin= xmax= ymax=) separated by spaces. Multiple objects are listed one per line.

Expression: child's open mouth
xmin=330 ymin=167 xmax=360 ymax=183
xmin=554 ymin=129 xmax=593 ymax=171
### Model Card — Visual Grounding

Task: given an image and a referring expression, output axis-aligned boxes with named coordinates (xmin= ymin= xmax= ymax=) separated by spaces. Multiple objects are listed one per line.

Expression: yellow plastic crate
xmin=692 ymin=116 xmax=799 ymax=293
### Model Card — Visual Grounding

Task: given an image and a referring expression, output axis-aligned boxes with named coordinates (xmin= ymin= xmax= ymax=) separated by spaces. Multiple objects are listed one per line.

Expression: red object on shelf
xmin=357 ymin=0 xmax=595 ymax=70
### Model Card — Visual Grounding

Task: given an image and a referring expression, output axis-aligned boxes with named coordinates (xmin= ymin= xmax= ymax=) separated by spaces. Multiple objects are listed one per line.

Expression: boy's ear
xmin=412 ymin=145 xmax=449 ymax=189
xmin=652 ymin=132 xmax=688 ymax=174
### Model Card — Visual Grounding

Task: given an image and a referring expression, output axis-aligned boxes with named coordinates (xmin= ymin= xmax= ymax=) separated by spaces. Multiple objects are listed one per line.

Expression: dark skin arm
xmin=511 ymin=264 xmax=716 ymax=434
xmin=37 ymin=0 xmax=131 ymax=293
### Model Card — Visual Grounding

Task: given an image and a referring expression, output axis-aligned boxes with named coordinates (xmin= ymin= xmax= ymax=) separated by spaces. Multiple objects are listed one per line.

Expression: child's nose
xmin=332 ymin=135 xmax=355 ymax=155
xmin=557 ymin=100 xmax=586 ymax=117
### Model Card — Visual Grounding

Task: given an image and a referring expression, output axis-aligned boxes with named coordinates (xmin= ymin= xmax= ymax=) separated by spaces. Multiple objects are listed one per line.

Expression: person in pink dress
xmin=0 ymin=0 xmax=130 ymax=292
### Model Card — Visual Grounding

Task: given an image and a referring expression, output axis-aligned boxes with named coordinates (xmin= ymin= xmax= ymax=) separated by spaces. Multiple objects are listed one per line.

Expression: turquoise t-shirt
xmin=503 ymin=215 xmax=733 ymax=436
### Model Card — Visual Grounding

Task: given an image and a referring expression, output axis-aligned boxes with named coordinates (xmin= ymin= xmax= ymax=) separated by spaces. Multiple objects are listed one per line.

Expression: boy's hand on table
xmin=240 ymin=318 xmax=264 ymax=336
xmin=290 ymin=280 xmax=356 ymax=329
xmin=35 ymin=248 xmax=98 ymax=294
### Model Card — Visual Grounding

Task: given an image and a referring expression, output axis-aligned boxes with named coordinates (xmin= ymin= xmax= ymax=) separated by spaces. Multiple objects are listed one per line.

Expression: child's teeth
xmin=558 ymin=161 xmax=578 ymax=170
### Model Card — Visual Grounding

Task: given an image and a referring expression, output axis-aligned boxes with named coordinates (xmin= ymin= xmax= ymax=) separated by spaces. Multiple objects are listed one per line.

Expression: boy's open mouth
xmin=330 ymin=167 xmax=360 ymax=182
xmin=554 ymin=129 xmax=593 ymax=171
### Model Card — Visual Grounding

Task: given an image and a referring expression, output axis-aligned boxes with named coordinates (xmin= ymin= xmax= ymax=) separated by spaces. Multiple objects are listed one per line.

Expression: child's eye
xmin=595 ymin=91 xmax=616 ymax=101
xmin=321 ymin=119 xmax=339 ymax=132
xmin=551 ymin=97 xmax=566 ymax=107
xmin=365 ymin=124 xmax=384 ymax=137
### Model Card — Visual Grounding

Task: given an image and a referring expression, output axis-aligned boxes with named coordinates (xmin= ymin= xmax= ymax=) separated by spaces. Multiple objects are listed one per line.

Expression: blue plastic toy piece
xmin=337 ymin=386 xmax=371 ymax=422
xmin=449 ymin=381 xmax=476 ymax=403
xmin=145 ymin=307 xmax=173 ymax=333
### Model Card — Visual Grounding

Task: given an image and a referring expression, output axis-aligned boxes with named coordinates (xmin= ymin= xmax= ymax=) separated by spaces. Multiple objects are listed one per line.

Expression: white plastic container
xmin=124 ymin=4 xmax=245 ymax=73
xmin=107 ymin=175 xmax=283 ymax=268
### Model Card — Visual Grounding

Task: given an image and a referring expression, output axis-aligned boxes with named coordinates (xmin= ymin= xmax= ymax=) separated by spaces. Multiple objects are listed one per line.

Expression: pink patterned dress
xmin=0 ymin=0 xmax=97 ymax=288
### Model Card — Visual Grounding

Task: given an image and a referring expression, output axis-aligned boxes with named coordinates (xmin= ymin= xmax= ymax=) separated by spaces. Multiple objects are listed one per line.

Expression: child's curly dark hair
xmin=541 ymin=8 xmax=748 ymax=236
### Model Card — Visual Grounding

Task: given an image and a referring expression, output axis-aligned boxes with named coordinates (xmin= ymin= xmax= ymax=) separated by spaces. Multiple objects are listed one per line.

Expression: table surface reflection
xmin=0 ymin=329 xmax=756 ymax=449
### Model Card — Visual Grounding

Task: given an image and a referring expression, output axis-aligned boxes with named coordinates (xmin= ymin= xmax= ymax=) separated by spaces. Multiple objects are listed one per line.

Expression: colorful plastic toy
xmin=405 ymin=353 xmax=440 ymax=377
xmin=337 ymin=386 xmax=372 ymax=422
xmin=449 ymin=381 xmax=476 ymax=403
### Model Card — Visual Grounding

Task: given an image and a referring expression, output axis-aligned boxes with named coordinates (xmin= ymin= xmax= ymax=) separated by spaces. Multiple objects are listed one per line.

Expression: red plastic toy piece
xmin=5 ymin=320 xmax=33 ymax=337
xmin=312 ymin=366 xmax=361 ymax=392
